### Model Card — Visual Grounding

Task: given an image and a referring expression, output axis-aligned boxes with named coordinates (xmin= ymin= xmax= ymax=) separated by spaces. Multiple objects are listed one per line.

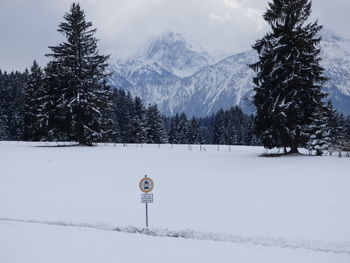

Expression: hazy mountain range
xmin=109 ymin=29 xmax=350 ymax=117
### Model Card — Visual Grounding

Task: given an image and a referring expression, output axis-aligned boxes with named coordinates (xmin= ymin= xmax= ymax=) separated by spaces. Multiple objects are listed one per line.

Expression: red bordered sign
xmin=139 ymin=177 xmax=154 ymax=193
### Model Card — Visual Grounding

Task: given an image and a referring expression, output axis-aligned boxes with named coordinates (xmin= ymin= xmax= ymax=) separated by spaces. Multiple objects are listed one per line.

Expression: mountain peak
xmin=157 ymin=31 xmax=187 ymax=43
xmin=134 ymin=31 xmax=213 ymax=77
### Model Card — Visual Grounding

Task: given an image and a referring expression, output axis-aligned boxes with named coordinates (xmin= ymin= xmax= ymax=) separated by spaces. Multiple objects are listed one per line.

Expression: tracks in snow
xmin=1 ymin=217 xmax=350 ymax=256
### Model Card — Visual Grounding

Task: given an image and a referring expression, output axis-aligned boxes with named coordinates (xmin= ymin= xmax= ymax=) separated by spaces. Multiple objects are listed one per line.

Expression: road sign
xmin=139 ymin=175 xmax=154 ymax=228
xmin=141 ymin=193 xmax=153 ymax=203
xmin=139 ymin=177 xmax=154 ymax=193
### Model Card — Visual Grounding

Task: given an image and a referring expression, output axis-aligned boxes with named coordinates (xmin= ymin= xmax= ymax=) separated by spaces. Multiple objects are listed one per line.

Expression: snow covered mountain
xmin=319 ymin=29 xmax=350 ymax=114
xmin=109 ymin=30 xmax=350 ymax=117
xmin=111 ymin=31 xmax=213 ymax=79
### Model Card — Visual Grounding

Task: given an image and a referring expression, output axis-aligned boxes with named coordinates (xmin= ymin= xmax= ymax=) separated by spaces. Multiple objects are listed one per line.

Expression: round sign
xmin=139 ymin=177 xmax=154 ymax=193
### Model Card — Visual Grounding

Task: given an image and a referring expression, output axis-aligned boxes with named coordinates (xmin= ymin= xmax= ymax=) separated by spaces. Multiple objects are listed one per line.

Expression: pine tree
xmin=131 ymin=97 xmax=147 ymax=143
xmin=0 ymin=70 xmax=27 ymax=140
xmin=188 ymin=117 xmax=202 ymax=144
xmin=0 ymin=102 xmax=7 ymax=140
xmin=250 ymin=0 xmax=326 ymax=153
xmin=336 ymin=114 xmax=350 ymax=150
xmin=169 ymin=114 xmax=181 ymax=144
xmin=0 ymin=70 xmax=8 ymax=140
xmin=325 ymin=101 xmax=343 ymax=149
xmin=212 ymin=109 xmax=226 ymax=145
xmin=306 ymin=105 xmax=331 ymax=155
xmin=110 ymin=89 xmax=122 ymax=143
xmin=146 ymin=104 xmax=168 ymax=144
xmin=178 ymin=113 xmax=189 ymax=144
xmin=123 ymin=93 xmax=136 ymax=143
xmin=0 ymin=116 xmax=6 ymax=140
xmin=23 ymin=61 xmax=45 ymax=141
xmin=46 ymin=3 xmax=112 ymax=145
xmin=345 ymin=116 xmax=350 ymax=142
xmin=43 ymin=62 xmax=73 ymax=141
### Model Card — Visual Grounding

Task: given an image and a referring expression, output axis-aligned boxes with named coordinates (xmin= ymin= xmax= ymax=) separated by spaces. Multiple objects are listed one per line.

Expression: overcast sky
xmin=1 ymin=0 xmax=349 ymax=71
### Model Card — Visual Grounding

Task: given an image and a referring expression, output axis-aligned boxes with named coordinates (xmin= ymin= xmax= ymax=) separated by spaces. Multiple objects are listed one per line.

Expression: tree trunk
xmin=76 ymin=104 xmax=88 ymax=146
xmin=289 ymin=142 xmax=299 ymax=154
xmin=78 ymin=123 xmax=86 ymax=145
xmin=77 ymin=118 xmax=87 ymax=146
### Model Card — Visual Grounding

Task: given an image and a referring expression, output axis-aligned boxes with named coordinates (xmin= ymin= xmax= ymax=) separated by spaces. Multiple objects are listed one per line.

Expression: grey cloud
xmin=0 ymin=0 xmax=349 ymax=71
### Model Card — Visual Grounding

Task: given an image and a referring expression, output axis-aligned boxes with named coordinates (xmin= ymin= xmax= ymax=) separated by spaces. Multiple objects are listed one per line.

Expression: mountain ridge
xmin=109 ymin=29 xmax=350 ymax=117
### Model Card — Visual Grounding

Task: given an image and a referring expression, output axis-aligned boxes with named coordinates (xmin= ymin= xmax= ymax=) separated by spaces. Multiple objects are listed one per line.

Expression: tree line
xmin=0 ymin=66 xmax=264 ymax=145
xmin=162 ymin=107 xmax=260 ymax=145
xmin=0 ymin=67 xmax=169 ymax=144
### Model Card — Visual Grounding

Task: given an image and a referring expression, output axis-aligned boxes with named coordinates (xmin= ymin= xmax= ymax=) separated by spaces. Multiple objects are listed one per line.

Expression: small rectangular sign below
xmin=141 ymin=193 xmax=153 ymax=203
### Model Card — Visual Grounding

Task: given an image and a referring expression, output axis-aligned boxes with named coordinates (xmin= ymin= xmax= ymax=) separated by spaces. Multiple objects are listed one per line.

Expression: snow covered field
xmin=0 ymin=141 xmax=349 ymax=262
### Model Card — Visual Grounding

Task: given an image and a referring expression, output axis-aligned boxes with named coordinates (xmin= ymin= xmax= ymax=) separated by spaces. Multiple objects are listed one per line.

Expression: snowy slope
xmin=110 ymin=30 xmax=350 ymax=116
xmin=178 ymin=50 xmax=257 ymax=116
xmin=0 ymin=141 xmax=350 ymax=262
xmin=109 ymin=60 xmax=181 ymax=108
xmin=110 ymin=31 xmax=212 ymax=80
xmin=135 ymin=31 xmax=213 ymax=77
xmin=320 ymin=29 xmax=350 ymax=113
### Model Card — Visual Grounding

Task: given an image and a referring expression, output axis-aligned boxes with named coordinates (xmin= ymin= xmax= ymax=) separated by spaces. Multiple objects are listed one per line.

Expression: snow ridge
xmin=2 ymin=217 xmax=350 ymax=256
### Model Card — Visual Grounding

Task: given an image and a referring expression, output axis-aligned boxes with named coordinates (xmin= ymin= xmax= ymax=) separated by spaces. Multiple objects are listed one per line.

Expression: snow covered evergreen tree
xmin=0 ymin=98 xmax=7 ymax=140
xmin=306 ymin=105 xmax=331 ymax=155
xmin=114 ymin=90 xmax=134 ymax=143
xmin=0 ymin=70 xmax=27 ymax=140
xmin=146 ymin=104 xmax=168 ymax=144
xmin=212 ymin=109 xmax=226 ymax=145
xmin=110 ymin=89 xmax=135 ymax=143
xmin=187 ymin=117 xmax=202 ymax=144
xmin=325 ymin=101 xmax=343 ymax=149
xmin=0 ymin=116 xmax=6 ymax=140
xmin=226 ymin=107 xmax=243 ymax=145
xmin=178 ymin=113 xmax=189 ymax=144
xmin=42 ymin=62 xmax=73 ymax=141
xmin=23 ymin=61 xmax=45 ymax=141
xmin=250 ymin=0 xmax=326 ymax=153
xmin=46 ymin=3 xmax=112 ymax=145
xmin=123 ymin=93 xmax=137 ymax=143
xmin=131 ymin=96 xmax=147 ymax=143
xmin=168 ymin=113 xmax=190 ymax=144
xmin=344 ymin=116 xmax=350 ymax=142
xmin=110 ymin=89 xmax=122 ymax=142
xmin=0 ymin=70 xmax=8 ymax=140
xmin=169 ymin=114 xmax=181 ymax=144
xmin=334 ymin=113 xmax=350 ymax=150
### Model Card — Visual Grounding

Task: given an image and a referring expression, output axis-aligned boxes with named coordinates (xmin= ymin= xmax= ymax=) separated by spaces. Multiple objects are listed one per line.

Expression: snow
xmin=3 ymin=220 xmax=349 ymax=263
xmin=1 ymin=141 xmax=350 ymax=262
xmin=131 ymin=31 xmax=213 ymax=78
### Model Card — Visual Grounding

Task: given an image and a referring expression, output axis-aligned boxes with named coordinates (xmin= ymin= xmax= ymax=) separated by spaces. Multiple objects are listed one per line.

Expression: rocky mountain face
xmin=319 ymin=29 xmax=350 ymax=114
xmin=109 ymin=29 xmax=350 ymax=117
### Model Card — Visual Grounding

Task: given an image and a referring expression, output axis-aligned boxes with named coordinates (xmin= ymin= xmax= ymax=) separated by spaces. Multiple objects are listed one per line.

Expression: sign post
xmin=139 ymin=175 xmax=154 ymax=228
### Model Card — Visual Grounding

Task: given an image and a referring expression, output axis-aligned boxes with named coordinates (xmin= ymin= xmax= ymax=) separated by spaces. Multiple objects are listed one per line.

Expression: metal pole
xmin=145 ymin=203 xmax=149 ymax=228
